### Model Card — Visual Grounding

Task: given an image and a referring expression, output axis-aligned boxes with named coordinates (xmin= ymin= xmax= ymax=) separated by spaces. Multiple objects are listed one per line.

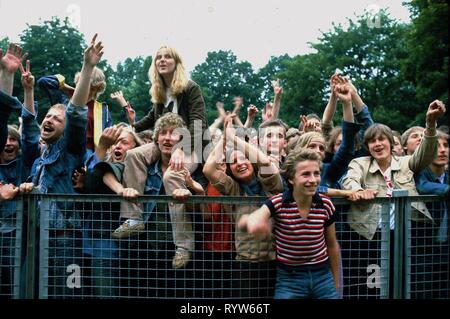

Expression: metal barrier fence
xmin=0 ymin=192 xmax=448 ymax=299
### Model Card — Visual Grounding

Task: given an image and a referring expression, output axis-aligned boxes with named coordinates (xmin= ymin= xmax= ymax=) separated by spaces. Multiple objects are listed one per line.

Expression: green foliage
xmin=16 ymin=16 xmax=86 ymax=121
xmin=105 ymin=56 xmax=152 ymax=123
xmin=402 ymin=0 xmax=449 ymax=127
xmin=279 ymin=10 xmax=418 ymax=131
xmin=190 ymin=50 xmax=262 ymax=124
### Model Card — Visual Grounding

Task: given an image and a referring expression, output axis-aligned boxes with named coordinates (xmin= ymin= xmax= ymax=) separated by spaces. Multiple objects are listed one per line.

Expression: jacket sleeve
xmin=408 ymin=133 xmax=438 ymax=174
xmin=323 ymin=120 xmax=359 ymax=187
xmin=134 ymin=106 xmax=156 ymax=133
xmin=37 ymin=74 xmax=70 ymax=106
xmin=21 ymin=104 xmax=41 ymax=169
xmin=65 ymin=102 xmax=88 ymax=157
xmin=342 ymin=158 xmax=366 ymax=192
xmin=185 ymin=82 xmax=208 ymax=150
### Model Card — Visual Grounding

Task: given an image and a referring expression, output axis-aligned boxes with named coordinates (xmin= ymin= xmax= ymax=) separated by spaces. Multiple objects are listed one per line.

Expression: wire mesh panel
xmin=334 ymin=198 xmax=392 ymax=299
xmin=405 ymin=196 xmax=449 ymax=299
xmin=0 ymin=198 xmax=23 ymax=299
xmin=21 ymin=193 xmax=448 ymax=299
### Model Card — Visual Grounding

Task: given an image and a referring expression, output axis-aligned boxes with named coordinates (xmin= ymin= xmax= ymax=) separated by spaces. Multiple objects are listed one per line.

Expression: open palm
xmin=0 ymin=44 xmax=28 ymax=73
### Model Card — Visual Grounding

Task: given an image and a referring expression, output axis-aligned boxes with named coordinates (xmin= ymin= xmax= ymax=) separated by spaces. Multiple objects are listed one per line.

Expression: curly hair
xmin=152 ymin=113 xmax=187 ymax=142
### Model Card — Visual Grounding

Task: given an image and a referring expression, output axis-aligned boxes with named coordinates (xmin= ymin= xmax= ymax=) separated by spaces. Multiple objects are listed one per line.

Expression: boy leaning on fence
xmin=239 ymin=148 xmax=340 ymax=299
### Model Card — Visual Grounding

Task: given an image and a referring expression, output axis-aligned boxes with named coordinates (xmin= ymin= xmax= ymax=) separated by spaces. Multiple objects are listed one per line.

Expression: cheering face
xmin=0 ymin=135 xmax=20 ymax=164
xmin=157 ymin=125 xmax=182 ymax=157
xmin=112 ymin=131 xmax=136 ymax=163
xmin=155 ymin=48 xmax=176 ymax=77
xmin=307 ymin=138 xmax=326 ymax=160
xmin=367 ymin=134 xmax=392 ymax=164
xmin=289 ymin=160 xmax=321 ymax=197
xmin=433 ymin=137 xmax=449 ymax=168
xmin=229 ymin=150 xmax=254 ymax=183
xmin=40 ymin=107 xmax=66 ymax=144
xmin=404 ymin=128 xmax=424 ymax=155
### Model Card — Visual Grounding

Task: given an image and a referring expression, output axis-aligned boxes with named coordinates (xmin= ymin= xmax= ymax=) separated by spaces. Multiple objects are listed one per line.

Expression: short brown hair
xmin=281 ymin=148 xmax=322 ymax=188
xmin=364 ymin=123 xmax=394 ymax=152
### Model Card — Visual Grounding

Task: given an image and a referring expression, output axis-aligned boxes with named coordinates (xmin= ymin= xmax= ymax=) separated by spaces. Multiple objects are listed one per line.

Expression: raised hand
xmin=124 ymin=104 xmax=136 ymax=125
xmin=0 ymin=43 xmax=28 ymax=74
xmin=426 ymin=100 xmax=446 ymax=127
xmin=333 ymin=82 xmax=352 ymax=104
xmin=98 ymin=125 xmax=123 ymax=150
xmin=247 ymin=104 xmax=259 ymax=119
xmin=84 ymin=34 xmax=104 ymax=68
xmin=262 ymin=102 xmax=274 ymax=122
xmin=271 ymin=79 xmax=283 ymax=97
xmin=110 ymin=91 xmax=128 ymax=107
xmin=216 ymin=101 xmax=226 ymax=119
xmin=20 ymin=60 xmax=35 ymax=90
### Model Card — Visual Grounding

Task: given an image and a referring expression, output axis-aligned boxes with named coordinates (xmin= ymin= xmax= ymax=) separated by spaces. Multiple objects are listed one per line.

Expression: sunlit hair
xmin=75 ymin=67 xmax=106 ymax=99
xmin=400 ymin=126 xmax=424 ymax=148
xmin=363 ymin=123 xmax=394 ymax=153
xmin=152 ymin=113 xmax=187 ymax=142
xmin=48 ymin=103 xmax=67 ymax=115
xmin=294 ymin=131 xmax=324 ymax=150
xmin=149 ymin=45 xmax=189 ymax=105
xmin=281 ymin=148 xmax=322 ymax=189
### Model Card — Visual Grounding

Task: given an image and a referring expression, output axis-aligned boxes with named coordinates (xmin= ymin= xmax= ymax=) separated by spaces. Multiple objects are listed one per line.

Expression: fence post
xmin=392 ymin=189 xmax=408 ymax=299
xmin=23 ymin=193 xmax=38 ymax=299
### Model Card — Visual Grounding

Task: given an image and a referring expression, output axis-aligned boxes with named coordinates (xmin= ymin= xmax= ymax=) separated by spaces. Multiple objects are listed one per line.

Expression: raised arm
xmin=20 ymin=60 xmax=35 ymax=115
xmin=271 ymin=79 xmax=283 ymax=120
xmin=0 ymin=43 xmax=28 ymax=95
xmin=244 ymin=104 xmax=259 ymax=128
xmin=321 ymin=74 xmax=340 ymax=140
xmin=71 ymin=34 xmax=104 ymax=107
xmin=409 ymin=100 xmax=446 ymax=173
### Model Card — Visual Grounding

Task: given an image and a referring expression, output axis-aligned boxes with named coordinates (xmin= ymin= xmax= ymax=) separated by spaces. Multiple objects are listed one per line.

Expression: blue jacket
xmin=143 ymin=160 xmax=164 ymax=222
xmin=0 ymin=104 xmax=40 ymax=223
xmin=415 ymin=167 xmax=449 ymax=243
xmin=30 ymin=102 xmax=88 ymax=229
xmin=321 ymin=120 xmax=360 ymax=189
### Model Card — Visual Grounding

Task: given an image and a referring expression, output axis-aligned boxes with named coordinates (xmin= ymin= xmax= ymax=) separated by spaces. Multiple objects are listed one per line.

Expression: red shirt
xmin=203 ymin=184 xmax=235 ymax=252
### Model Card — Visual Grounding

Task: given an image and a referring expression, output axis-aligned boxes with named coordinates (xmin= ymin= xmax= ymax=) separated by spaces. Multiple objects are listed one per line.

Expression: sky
xmin=0 ymin=0 xmax=412 ymax=72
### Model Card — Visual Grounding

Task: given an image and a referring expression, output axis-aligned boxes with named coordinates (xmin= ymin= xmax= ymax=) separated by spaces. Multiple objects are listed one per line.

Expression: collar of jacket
xmin=368 ymin=154 xmax=402 ymax=174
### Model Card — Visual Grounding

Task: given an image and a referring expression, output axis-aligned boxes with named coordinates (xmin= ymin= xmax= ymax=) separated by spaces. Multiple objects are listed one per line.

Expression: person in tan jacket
xmin=341 ymin=99 xmax=446 ymax=298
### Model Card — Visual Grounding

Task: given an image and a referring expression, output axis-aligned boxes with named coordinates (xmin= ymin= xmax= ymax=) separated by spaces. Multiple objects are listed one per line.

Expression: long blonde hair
xmin=149 ymin=45 xmax=188 ymax=105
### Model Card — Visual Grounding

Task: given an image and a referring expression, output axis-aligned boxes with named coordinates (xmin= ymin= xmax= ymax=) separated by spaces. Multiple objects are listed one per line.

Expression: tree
xmin=256 ymin=54 xmax=293 ymax=102
xmin=403 ymin=0 xmax=449 ymax=127
xmin=105 ymin=56 xmax=152 ymax=123
xmin=17 ymin=17 xmax=86 ymax=121
xmin=191 ymin=50 xmax=261 ymax=124
xmin=280 ymin=10 xmax=418 ymax=131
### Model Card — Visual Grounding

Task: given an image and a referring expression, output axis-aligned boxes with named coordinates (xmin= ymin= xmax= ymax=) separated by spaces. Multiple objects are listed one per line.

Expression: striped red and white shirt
xmin=265 ymin=190 xmax=336 ymax=267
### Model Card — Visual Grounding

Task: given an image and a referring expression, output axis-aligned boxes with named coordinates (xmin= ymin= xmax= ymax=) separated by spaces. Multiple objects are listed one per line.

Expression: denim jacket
xmin=142 ymin=160 xmax=164 ymax=222
xmin=0 ymin=104 xmax=40 ymax=230
xmin=30 ymin=102 xmax=88 ymax=229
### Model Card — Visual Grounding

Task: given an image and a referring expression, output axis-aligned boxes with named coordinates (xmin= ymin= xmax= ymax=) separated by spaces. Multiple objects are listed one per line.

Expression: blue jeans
xmin=274 ymin=263 xmax=339 ymax=299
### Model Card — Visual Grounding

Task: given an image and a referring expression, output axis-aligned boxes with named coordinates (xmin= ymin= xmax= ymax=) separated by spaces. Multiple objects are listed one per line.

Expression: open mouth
xmin=3 ymin=147 xmax=14 ymax=154
xmin=114 ymin=150 xmax=123 ymax=158
xmin=237 ymin=166 xmax=248 ymax=173
xmin=42 ymin=125 xmax=54 ymax=134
